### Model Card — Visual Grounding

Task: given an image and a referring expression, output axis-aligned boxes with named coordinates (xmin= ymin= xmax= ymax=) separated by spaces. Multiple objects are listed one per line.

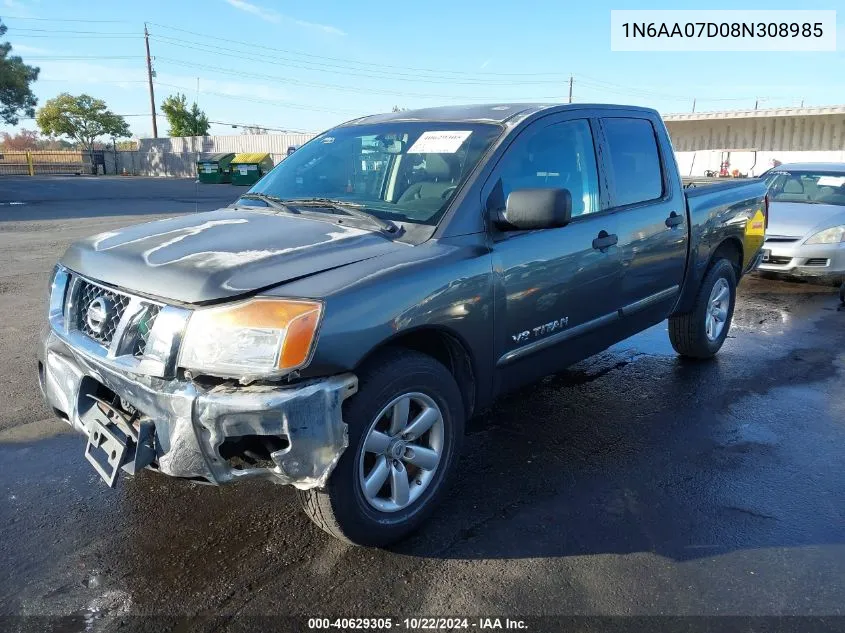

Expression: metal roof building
xmin=664 ymin=104 xmax=845 ymax=176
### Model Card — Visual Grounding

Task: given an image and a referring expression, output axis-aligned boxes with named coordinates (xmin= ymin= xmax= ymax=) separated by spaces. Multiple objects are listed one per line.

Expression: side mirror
xmin=494 ymin=188 xmax=572 ymax=230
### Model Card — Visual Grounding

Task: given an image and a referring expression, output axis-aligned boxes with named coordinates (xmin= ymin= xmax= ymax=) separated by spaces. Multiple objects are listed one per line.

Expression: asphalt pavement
xmin=1 ymin=176 xmax=844 ymax=632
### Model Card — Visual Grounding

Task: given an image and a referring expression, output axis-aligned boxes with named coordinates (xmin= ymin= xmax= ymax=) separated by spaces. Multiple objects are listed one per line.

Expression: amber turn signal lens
xmin=280 ymin=305 xmax=322 ymax=369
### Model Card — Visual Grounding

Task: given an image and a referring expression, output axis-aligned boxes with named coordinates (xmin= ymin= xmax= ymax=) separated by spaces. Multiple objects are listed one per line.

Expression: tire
xmin=839 ymin=282 xmax=845 ymax=304
xmin=669 ymin=258 xmax=737 ymax=359
xmin=298 ymin=349 xmax=465 ymax=546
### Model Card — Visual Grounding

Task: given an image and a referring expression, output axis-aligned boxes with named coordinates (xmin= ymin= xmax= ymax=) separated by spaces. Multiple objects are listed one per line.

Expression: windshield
xmin=245 ymin=122 xmax=502 ymax=226
xmin=764 ymin=170 xmax=845 ymax=207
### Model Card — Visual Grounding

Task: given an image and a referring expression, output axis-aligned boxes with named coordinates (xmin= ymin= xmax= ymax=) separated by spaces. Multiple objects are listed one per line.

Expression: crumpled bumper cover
xmin=39 ymin=329 xmax=357 ymax=489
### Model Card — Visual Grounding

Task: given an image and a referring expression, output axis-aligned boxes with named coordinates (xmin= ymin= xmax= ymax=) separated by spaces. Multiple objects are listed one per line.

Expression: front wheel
xmin=298 ymin=349 xmax=465 ymax=546
xmin=669 ymin=258 xmax=737 ymax=359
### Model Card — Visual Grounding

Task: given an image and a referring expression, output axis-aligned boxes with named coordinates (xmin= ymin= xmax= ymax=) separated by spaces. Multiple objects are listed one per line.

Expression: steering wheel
xmin=441 ymin=185 xmax=458 ymax=199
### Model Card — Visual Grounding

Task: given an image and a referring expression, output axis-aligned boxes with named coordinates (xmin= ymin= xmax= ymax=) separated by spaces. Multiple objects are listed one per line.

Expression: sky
xmin=1 ymin=0 xmax=843 ymax=139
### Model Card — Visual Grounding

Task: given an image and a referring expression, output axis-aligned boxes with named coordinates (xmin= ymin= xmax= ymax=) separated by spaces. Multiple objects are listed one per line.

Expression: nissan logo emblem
xmin=86 ymin=297 xmax=113 ymax=334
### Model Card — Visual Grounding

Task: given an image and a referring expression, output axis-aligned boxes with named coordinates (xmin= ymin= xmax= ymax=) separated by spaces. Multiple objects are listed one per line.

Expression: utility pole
xmin=692 ymin=98 xmax=696 ymax=113
xmin=568 ymin=75 xmax=573 ymax=104
xmin=144 ymin=23 xmax=158 ymax=138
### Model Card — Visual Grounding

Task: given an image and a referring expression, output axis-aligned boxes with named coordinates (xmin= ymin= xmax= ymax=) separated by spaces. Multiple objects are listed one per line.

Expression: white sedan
xmin=758 ymin=162 xmax=845 ymax=285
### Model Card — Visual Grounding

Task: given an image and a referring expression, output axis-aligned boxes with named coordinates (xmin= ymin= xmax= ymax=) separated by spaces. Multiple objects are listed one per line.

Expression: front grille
xmin=765 ymin=237 xmax=800 ymax=243
xmin=75 ymin=280 xmax=130 ymax=346
xmin=766 ymin=255 xmax=793 ymax=265
xmin=133 ymin=304 xmax=161 ymax=357
xmin=68 ymin=275 xmax=164 ymax=358
xmin=804 ymin=258 xmax=830 ymax=267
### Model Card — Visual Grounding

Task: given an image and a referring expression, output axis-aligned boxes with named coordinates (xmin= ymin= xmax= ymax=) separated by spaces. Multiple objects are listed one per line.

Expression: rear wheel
xmin=298 ymin=349 xmax=464 ymax=546
xmin=669 ymin=258 xmax=737 ymax=358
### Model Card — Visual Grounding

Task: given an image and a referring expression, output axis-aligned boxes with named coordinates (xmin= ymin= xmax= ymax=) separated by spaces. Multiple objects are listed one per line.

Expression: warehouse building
xmin=665 ymin=104 xmax=845 ymax=177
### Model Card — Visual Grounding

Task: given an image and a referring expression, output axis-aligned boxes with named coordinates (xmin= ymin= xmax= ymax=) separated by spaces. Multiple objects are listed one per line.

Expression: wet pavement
xmin=2 ymin=178 xmax=845 ymax=630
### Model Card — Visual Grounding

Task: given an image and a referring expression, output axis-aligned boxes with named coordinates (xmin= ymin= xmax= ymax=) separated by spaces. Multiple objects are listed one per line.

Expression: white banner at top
xmin=610 ymin=10 xmax=836 ymax=52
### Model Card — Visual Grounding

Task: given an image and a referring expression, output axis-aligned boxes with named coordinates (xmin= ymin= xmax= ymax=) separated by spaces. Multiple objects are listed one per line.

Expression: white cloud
xmin=3 ymin=0 xmax=37 ymax=16
xmin=223 ymin=0 xmax=345 ymax=35
xmin=11 ymin=44 xmax=52 ymax=54
xmin=39 ymin=61 xmax=147 ymax=88
xmin=224 ymin=0 xmax=280 ymax=23
xmin=156 ymin=71 xmax=289 ymax=102
xmin=293 ymin=18 xmax=345 ymax=36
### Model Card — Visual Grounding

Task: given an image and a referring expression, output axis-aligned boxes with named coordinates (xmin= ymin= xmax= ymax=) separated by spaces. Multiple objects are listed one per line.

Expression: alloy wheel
xmin=357 ymin=392 xmax=444 ymax=513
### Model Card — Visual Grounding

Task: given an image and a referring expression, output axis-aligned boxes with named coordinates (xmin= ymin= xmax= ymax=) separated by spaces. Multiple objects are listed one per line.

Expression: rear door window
xmin=602 ymin=118 xmax=664 ymax=207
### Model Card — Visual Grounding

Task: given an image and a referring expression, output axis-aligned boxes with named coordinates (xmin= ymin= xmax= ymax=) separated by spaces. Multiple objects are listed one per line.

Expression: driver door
xmin=485 ymin=115 xmax=624 ymax=394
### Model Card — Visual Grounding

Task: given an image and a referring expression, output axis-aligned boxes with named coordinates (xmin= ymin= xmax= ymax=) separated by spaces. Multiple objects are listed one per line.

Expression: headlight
xmin=805 ymin=226 xmax=845 ymax=244
xmin=179 ymin=298 xmax=323 ymax=380
xmin=48 ymin=265 xmax=70 ymax=321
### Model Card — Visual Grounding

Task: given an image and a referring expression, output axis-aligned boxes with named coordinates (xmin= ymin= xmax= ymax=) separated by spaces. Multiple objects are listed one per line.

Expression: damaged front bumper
xmin=39 ymin=329 xmax=357 ymax=489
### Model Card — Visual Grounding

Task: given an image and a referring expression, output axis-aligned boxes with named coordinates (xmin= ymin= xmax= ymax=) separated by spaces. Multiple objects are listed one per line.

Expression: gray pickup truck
xmin=40 ymin=104 xmax=768 ymax=545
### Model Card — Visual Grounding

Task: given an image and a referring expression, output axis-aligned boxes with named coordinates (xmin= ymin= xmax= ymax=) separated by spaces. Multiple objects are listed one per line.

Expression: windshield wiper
xmin=280 ymin=198 xmax=398 ymax=234
xmin=237 ymin=193 xmax=299 ymax=214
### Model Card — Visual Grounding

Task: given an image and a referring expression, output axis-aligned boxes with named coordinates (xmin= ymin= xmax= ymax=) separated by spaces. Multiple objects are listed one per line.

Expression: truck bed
xmin=682 ymin=176 xmax=762 ymax=190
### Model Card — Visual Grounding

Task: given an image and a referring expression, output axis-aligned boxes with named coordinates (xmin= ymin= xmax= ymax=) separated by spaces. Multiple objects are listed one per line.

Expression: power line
xmin=0 ymin=15 xmax=132 ymax=22
xmin=147 ymin=22 xmax=572 ymax=78
xmin=8 ymin=27 xmax=139 ymax=34
xmin=153 ymin=81 xmax=361 ymax=115
xmin=23 ymin=56 xmax=145 ymax=60
xmin=155 ymin=57 xmax=569 ymax=101
xmin=149 ymin=33 xmax=567 ymax=86
xmin=7 ymin=33 xmax=142 ymax=39
xmin=207 ymin=120 xmax=312 ymax=134
xmin=16 ymin=114 xmax=164 ymax=120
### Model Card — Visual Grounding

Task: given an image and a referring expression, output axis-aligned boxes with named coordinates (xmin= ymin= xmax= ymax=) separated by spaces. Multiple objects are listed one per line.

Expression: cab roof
xmin=342 ymin=103 xmax=659 ymax=127
xmin=767 ymin=162 xmax=845 ymax=173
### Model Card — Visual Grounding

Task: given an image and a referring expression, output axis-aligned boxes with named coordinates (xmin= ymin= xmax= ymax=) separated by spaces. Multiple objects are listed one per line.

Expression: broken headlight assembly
xmin=48 ymin=265 xmax=70 ymax=320
xmin=178 ymin=298 xmax=323 ymax=381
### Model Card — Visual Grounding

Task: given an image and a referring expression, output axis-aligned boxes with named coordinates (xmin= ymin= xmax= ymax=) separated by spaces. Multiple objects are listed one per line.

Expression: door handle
xmin=592 ymin=230 xmax=618 ymax=251
xmin=665 ymin=211 xmax=684 ymax=228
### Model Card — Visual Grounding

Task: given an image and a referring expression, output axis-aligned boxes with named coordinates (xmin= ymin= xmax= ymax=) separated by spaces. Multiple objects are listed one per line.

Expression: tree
xmin=160 ymin=93 xmax=210 ymax=137
xmin=36 ymin=137 xmax=74 ymax=150
xmin=0 ymin=129 xmax=39 ymax=150
xmin=0 ymin=19 xmax=40 ymax=125
xmin=35 ymin=93 xmax=130 ymax=157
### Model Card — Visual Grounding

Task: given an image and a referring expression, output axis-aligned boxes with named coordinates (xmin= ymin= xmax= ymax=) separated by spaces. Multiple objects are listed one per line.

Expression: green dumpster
xmin=197 ymin=153 xmax=235 ymax=184
xmin=230 ymin=152 xmax=274 ymax=186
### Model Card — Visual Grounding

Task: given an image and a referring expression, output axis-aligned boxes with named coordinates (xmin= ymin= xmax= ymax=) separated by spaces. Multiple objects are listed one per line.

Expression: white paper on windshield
xmin=407 ymin=130 xmax=472 ymax=154
xmin=817 ymin=176 xmax=845 ymax=187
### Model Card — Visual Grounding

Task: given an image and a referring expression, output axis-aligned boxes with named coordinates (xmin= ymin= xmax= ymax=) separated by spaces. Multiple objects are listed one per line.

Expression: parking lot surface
xmin=1 ymin=177 xmax=844 ymax=630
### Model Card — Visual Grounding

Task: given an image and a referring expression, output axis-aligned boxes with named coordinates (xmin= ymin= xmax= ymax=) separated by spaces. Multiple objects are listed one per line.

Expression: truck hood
xmin=61 ymin=208 xmax=405 ymax=304
xmin=767 ymin=201 xmax=845 ymax=238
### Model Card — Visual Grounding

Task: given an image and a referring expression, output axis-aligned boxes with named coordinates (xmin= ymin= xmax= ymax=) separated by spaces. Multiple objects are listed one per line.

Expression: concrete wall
xmin=136 ymin=133 xmax=317 ymax=175
xmin=666 ymin=112 xmax=845 ymax=152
